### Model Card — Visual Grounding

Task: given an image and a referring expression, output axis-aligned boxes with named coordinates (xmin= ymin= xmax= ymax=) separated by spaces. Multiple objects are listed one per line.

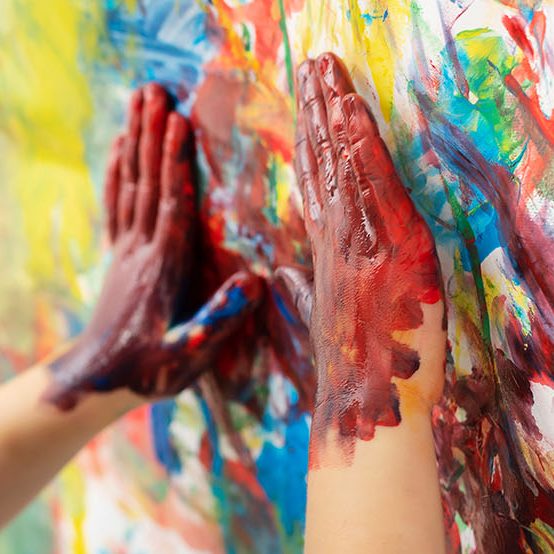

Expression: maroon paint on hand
xmin=295 ymin=53 xmax=443 ymax=458
xmin=47 ymin=84 xmax=263 ymax=409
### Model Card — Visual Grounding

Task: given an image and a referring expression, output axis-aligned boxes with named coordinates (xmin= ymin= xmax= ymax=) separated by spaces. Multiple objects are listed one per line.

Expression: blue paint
xmin=150 ymin=399 xmax=182 ymax=473
xmin=361 ymin=10 xmax=389 ymax=25
xmin=256 ymin=403 xmax=309 ymax=536
xmin=273 ymin=289 xmax=300 ymax=326
xmin=194 ymin=284 xmax=251 ymax=329
xmin=102 ymin=0 xmax=219 ymax=112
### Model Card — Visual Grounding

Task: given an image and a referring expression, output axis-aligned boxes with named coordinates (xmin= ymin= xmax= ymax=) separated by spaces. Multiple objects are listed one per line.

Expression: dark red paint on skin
xmin=294 ymin=53 xmax=442 ymax=458
xmin=47 ymin=83 xmax=263 ymax=409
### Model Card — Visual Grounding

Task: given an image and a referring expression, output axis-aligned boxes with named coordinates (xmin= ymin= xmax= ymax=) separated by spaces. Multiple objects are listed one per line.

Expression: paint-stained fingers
xmin=154 ymin=112 xmax=195 ymax=254
xmin=163 ymin=271 xmax=264 ymax=359
xmin=135 ymin=83 xmax=170 ymax=238
xmin=342 ymin=94 xmax=402 ymax=202
xmin=317 ymin=52 xmax=355 ymax=98
xmin=316 ymin=52 xmax=355 ymax=146
xmin=295 ymin=118 xmax=323 ymax=231
xmin=275 ymin=266 xmax=313 ymax=327
xmin=104 ymin=134 xmax=125 ymax=242
xmin=118 ymin=89 xmax=143 ymax=231
xmin=297 ymin=60 xmax=338 ymax=202
xmin=342 ymin=93 xmax=419 ymax=239
xmin=335 ymin=147 xmax=380 ymax=256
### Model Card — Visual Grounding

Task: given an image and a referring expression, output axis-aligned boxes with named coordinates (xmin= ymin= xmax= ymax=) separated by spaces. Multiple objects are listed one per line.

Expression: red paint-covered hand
xmin=291 ymin=53 xmax=445 ymax=447
xmin=47 ymin=84 xmax=262 ymax=410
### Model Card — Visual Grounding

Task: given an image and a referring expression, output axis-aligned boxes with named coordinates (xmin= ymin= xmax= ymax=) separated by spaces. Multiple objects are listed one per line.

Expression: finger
xmin=104 ymin=134 xmax=125 ymax=242
xmin=135 ymin=83 xmax=170 ymax=238
xmin=295 ymin=114 xmax=323 ymax=230
xmin=275 ymin=266 xmax=313 ymax=326
xmin=316 ymin=52 xmax=355 ymax=100
xmin=154 ymin=112 xmax=195 ymax=253
xmin=163 ymin=271 xmax=264 ymax=355
xmin=342 ymin=93 xmax=416 ymax=241
xmin=316 ymin=52 xmax=355 ymax=170
xmin=118 ymin=88 xmax=143 ymax=231
xmin=297 ymin=59 xmax=338 ymax=203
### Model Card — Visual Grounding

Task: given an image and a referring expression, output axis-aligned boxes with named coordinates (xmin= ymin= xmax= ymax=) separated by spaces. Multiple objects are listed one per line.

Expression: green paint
xmin=277 ymin=0 xmax=295 ymax=103
xmin=455 ymin=29 xmax=523 ymax=166
xmin=264 ymin=156 xmax=279 ymax=225
xmin=0 ymin=496 xmax=54 ymax=554
xmin=443 ymin=178 xmax=492 ymax=352
xmin=241 ymin=23 xmax=251 ymax=53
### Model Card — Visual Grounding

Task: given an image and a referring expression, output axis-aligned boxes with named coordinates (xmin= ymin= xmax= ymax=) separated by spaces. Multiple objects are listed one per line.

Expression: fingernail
xmin=317 ymin=53 xmax=337 ymax=91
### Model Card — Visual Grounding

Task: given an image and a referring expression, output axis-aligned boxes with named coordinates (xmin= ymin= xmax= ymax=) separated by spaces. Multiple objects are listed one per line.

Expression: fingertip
xmin=164 ymin=112 xmax=191 ymax=158
xmin=224 ymin=271 xmax=265 ymax=307
xmin=316 ymin=52 xmax=355 ymax=95
xmin=128 ymin=88 xmax=144 ymax=116
xmin=143 ymin=82 xmax=169 ymax=104
xmin=274 ymin=266 xmax=313 ymax=326
xmin=316 ymin=51 xmax=342 ymax=77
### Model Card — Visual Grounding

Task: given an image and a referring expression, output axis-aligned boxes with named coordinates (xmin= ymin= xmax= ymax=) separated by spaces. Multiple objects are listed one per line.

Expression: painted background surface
xmin=0 ymin=1 xmax=553 ymax=552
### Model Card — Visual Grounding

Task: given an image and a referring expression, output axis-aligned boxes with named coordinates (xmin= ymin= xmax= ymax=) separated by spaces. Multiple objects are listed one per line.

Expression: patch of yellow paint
xmin=0 ymin=0 xmax=103 ymax=298
xmin=60 ymin=462 xmax=87 ymax=554
xmin=293 ymin=0 xmax=410 ymax=122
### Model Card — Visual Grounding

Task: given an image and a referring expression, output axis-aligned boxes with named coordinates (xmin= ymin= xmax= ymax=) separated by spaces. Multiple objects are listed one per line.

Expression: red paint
xmin=46 ymin=84 xmax=263 ymax=409
xmin=191 ymin=61 xmax=315 ymax=413
xmin=502 ymin=15 xmax=534 ymax=57
xmin=295 ymin=53 xmax=443 ymax=459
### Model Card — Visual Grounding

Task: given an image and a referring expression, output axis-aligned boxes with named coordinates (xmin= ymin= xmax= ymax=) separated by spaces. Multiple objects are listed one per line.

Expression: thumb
xmin=164 ymin=270 xmax=264 ymax=358
xmin=275 ymin=266 xmax=313 ymax=327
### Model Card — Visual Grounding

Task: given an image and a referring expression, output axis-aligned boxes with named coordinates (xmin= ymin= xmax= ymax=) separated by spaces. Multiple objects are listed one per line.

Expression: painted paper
xmin=0 ymin=1 xmax=553 ymax=552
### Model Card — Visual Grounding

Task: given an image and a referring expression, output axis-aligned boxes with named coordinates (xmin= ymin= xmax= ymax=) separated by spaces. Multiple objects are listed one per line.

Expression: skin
xmin=47 ymin=84 xmax=263 ymax=409
xmin=0 ymin=83 xmax=263 ymax=527
xmin=288 ymin=53 xmax=447 ymax=552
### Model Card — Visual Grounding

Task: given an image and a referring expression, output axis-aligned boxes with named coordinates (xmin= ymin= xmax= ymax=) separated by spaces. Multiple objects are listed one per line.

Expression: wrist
xmin=44 ymin=338 xmax=141 ymax=412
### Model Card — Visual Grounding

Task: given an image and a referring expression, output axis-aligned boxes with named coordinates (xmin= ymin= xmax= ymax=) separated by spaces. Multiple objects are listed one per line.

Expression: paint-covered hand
xmin=47 ymin=84 xmax=263 ymax=410
xmin=292 ymin=53 xmax=445 ymax=445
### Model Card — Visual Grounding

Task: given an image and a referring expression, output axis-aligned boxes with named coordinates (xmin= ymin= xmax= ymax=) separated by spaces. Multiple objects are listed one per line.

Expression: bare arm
xmin=0 ymin=83 xmax=262 ymax=528
xmin=0 ymin=364 xmax=141 ymax=526
xmin=291 ymin=53 xmax=447 ymax=553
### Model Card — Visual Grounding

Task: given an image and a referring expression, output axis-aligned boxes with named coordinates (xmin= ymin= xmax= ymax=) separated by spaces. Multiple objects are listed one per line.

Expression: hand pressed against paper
xmin=47 ymin=84 xmax=262 ymax=409
xmin=292 ymin=54 xmax=446 ymax=447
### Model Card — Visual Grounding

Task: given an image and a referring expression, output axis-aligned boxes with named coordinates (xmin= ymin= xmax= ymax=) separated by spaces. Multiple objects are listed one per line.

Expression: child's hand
xmin=47 ymin=84 xmax=262 ymax=409
xmin=292 ymin=53 xmax=445 ymax=445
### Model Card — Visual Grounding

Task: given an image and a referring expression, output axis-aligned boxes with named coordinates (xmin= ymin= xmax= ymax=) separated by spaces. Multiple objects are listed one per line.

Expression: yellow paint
xmin=0 ymin=0 xmax=102 ymax=298
xmin=294 ymin=0 xmax=410 ymax=122
xmin=275 ymin=154 xmax=292 ymax=220
xmin=60 ymin=462 xmax=87 ymax=554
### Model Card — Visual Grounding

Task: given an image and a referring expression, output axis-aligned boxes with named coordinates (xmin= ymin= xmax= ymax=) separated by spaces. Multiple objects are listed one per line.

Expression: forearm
xmin=0 ymin=361 xmax=142 ymax=527
xmin=305 ymin=406 xmax=445 ymax=553
xmin=305 ymin=311 xmax=446 ymax=552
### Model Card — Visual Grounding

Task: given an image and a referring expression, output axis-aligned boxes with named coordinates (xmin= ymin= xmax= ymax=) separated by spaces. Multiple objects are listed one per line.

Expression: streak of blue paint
xmin=102 ymin=0 xmax=219 ymax=112
xmin=194 ymin=284 xmax=252 ymax=329
xmin=273 ymin=289 xmax=300 ymax=326
xmin=256 ymin=402 xmax=309 ymax=536
xmin=151 ymin=399 xmax=182 ymax=473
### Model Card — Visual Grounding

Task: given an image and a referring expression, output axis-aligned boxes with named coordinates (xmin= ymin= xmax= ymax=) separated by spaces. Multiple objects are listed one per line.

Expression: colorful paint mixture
xmin=0 ymin=1 xmax=553 ymax=553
